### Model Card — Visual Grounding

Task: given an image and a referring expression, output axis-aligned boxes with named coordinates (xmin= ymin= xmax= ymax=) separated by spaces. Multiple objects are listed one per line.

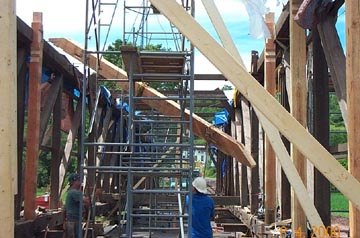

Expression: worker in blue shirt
xmin=186 ymin=177 xmax=215 ymax=238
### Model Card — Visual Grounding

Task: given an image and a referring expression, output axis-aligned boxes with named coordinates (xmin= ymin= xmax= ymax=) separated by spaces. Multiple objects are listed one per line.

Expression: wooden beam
xmin=59 ymin=100 xmax=82 ymax=194
xmin=318 ymin=16 xmax=347 ymax=130
xmin=50 ymin=76 xmax=63 ymax=209
xmin=16 ymin=48 xmax=27 ymax=220
xmin=264 ymin=12 xmax=277 ymax=224
xmin=49 ymin=38 xmax=127 ymax=79
xmin=313 ymin=28 xmax=331 ymax=227
xmin=346 ymin=0 xmax=360 ymax=236
xmin=250 ymin=51 xmax=260 ymax=215
xmin=290 ymin=0 xmax=307 ymax=233
xmin=49 ymin=38 xmax=256 ymax=168
xmin=24 ymin=12 xmax=43 ymax=220
xmin=0 ymin=0 xmax=16 ymax=234
xmin=40 ymin=75 xmax=63 ymax=144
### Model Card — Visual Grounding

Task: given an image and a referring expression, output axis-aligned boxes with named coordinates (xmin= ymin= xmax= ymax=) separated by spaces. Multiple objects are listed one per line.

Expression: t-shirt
xmin=65 ymin=188 xmax=82 ymax=222
xmin=186 ymin=193 xmax=215 ymax=238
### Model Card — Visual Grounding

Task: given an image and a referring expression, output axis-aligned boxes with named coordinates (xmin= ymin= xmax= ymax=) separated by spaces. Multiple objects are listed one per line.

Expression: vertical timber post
xmin=0 ymin=0 xmax=16 ymax=234
xmin=313 ymin=28 xmax=330 ymax=227
xmin=290 ymin=0 xmax=307 ymax=234
xmin=346 ymin=0 xmax=360 ymax=236
xmin=250 ymin=51 xmax=260 ymax=214
xmin=24 ymin=12 xmax=44 ymax=220
xmin=264 ymin=12 xmax=276 ymax=224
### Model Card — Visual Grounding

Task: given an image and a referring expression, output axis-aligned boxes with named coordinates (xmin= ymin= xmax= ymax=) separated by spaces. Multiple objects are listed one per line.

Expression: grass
xmin=331 ymin=192 xmax=349 ymax=218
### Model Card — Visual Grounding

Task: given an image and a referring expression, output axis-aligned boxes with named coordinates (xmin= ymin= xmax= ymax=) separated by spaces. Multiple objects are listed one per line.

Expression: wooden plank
xmin=290 ymin=0 xmax=307 ymax=233
xmin=0 ymin=0 xmax=16 ymax=234
xmin=148 ymin=0 xmax=327 ymax=228
xmin=50 ymin=76 xmax=63 ymax=209
xmin=49 ymin=38 xmax=127 ymax=79
xmin=24 ymin=12 xmax=43 ymax=220
xmin=318 ymin=16 xmax=347 ymax=129
xmin=346 ymin=0 xmax=360 ymax=236
xmin=16 ymin=48 xmax=28 ymax=220
xmin=264 ymin=12 xmax=277 ymax=224
xmin=39 ymin=75 xmax=63 ymax=144
xmin=49 ymin=38 xmax=256 ymax=168
xmin=58 ymin=100 xmax=82 ymax=194
xmin=313 ymin=28 xmax=331 ymax=227
xmin=249 ymin=51 xmax=260 ymax=215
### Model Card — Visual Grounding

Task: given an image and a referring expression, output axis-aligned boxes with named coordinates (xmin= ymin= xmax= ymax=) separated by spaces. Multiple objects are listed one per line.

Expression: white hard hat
xmin=192 ymin=177 xmax=208 ymax=194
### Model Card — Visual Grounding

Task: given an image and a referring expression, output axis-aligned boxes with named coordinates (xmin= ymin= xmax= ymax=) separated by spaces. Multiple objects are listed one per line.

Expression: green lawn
xmin=331 ymin=192 xmax=349 ymax=218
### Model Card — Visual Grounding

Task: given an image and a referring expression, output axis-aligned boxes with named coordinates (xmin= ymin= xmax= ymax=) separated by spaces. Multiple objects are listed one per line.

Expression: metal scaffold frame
xmin=81 ymin=0 xmax=196 ymax=237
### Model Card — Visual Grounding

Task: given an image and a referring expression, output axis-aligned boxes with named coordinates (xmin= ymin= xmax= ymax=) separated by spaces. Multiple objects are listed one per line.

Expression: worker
xmin=186 ymin=177 xmax=215 ymax=238
xmin=64 ymin=173 xmax=89 ymax=238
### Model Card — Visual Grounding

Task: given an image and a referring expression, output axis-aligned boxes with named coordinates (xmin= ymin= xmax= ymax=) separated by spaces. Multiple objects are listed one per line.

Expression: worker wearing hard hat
xmin=186 ymin=177 xmax=215 ymax=238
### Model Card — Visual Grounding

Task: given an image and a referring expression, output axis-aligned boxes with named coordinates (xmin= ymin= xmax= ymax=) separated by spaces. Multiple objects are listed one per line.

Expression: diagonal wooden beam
xmin=149 ymin=0 xmax=360 ymax=210
xmin=49 ymin=38 xmax=128 ymax=80
xmin=58 ymin=100 xmax=82 ymax=194
xmin=39 ymin=75 xmax=63 ymax=144
xmin=49 ymin=38 xmax=256 ymax=168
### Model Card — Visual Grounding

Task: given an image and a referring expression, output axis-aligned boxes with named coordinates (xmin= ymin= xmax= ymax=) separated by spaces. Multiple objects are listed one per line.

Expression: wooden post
xmin=24 ymin=12 xmax=44 ymax=220
xmin=280 ymin=73 xmax=291 ymax=220
xmin=250 ymin=51 xmax=260 ymax=214
xmin=16 ymin=48 xmax=28 ymax=219
xmin=50 ymin=76 xmax=63 ymax=209
xmin=346 ymin=0 xmax=360 ymax=236
xmin=264 ymin=12 xmax=276 ymax=224
xmin=290 ymin=0 xmax=307 ymax=234
xmin=0 ymin=0 xmax=16 ymax=234
xmin=313 ymin=28 xmax=330 ymax=227
xmin=318 ymin=16 xmax=347 ymax=130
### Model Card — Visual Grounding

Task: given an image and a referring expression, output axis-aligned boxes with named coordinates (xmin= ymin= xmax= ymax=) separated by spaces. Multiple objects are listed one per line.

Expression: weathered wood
xmin=0 ymin=0 xmax=16 ymax=234
xmin=264 ymin=12 xmax=276 ymax=224
xmin=240 ymin=100 xmax=250 ymax=206
xmin=16 ymin=48 xmax=27 ymax=220
xmin=346 ymin=0 xmax=360 ymax=236
xmin=250 ymin=51 xmax=260 ymax=215
xmin=317 ymin=16 xmax=347 ymax=130
xmin=280 ymin=60 xmax=291 ymax=220
xmin=39 ymin=75 xmax=63 ymax=144
xmin=50 ymin=76 xmax=63 ymax=209
xmin=49 ymin=38 xmax=256 ymax=168
xmin=15 ymin=211 xmax=64 ymax=238
xmin=24 ymin=12 xmax=44 ymax=220
xmin=313 ymin=28 xmax=331 ymax=227
xmin=58 ymin=100 xmax=82 ymax=194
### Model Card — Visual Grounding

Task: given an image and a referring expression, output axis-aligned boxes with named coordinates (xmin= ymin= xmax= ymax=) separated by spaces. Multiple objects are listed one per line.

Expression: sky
xmin=15 ymin=0 xmax=345 ymax=91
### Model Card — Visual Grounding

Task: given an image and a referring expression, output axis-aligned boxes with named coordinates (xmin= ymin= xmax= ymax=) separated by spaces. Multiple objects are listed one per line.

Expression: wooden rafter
xmin=49 ymin=38 xmax=256 ymax=168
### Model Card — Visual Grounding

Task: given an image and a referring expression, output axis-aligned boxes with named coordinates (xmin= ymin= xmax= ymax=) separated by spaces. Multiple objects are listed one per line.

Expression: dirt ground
xmin=331 ymin=215 xmax=349 ymax=238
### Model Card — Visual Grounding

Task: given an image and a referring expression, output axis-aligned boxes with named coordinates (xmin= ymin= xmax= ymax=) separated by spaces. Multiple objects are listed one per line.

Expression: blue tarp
xmin=100 ymin=85 xmax=111 ymax=105
xmin=212 ymin=109 xmax=229 ymax=125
